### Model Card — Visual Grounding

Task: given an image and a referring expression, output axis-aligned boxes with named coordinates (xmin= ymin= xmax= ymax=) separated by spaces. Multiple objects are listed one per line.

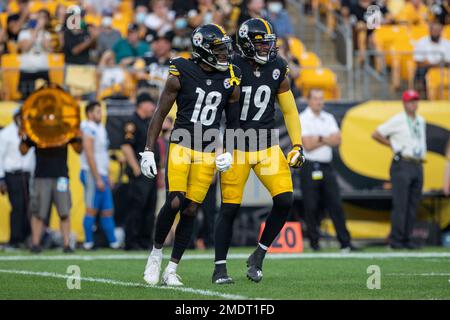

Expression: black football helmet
xmin=191 ymin=24 xmax=233 ymax=72
xmin=237 ymin=18 xmax=277 ymax=64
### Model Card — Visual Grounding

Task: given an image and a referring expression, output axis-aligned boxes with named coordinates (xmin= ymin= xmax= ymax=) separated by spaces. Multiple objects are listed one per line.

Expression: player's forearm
xmin=277 ymin=90 xmax=302 ymax=147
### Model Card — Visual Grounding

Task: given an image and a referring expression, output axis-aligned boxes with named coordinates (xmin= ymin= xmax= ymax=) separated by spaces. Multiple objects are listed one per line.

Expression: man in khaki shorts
xmin=20 ymin=134 xmax=83 ymax=253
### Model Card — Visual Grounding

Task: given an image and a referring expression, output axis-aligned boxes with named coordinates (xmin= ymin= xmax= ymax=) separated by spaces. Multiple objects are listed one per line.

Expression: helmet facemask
xmin=252 ymin=33 xmax=277 ymax=64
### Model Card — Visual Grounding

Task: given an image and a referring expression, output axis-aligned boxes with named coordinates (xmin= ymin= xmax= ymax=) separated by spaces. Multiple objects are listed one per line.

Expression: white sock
xmin=167 ymin=261 xmax=178 ymax=272
xmin=215 ymin=260 xmax=227 ymax=265
xmin=258 ymin=243 xmax=268 ymax=251
xmin=151 ymin=246 xmax=163 ymax=256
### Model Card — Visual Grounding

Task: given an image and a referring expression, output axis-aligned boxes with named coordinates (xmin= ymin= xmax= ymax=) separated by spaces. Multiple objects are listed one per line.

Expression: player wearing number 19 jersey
xmin=140 ymin=24 xmax=241 ymax=286
xmin=213 ymin=18 xmax=305 ymax=284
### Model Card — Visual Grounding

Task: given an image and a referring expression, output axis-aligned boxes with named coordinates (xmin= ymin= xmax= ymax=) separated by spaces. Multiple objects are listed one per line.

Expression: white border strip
xmin=0 ymin=269 xmax=258 ymax=300
xmin=0 ymin=252 xmax=450 ymax=261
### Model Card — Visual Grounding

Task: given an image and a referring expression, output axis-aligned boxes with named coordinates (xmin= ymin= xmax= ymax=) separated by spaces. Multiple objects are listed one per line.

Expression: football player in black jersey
xmin=140 ymin=24 xmax=241 ymax=286
xmin=213 ymin=18 xmax=305 ymax=284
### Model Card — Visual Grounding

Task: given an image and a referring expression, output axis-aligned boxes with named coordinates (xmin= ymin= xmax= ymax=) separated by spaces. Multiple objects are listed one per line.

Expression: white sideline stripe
xmin=0 ymin=269 xmax=255 ymax=300
xmin=387 ymin=273 xmax=450 ymax=276
xmin=1 ymin=252 xmax=450 ymax=261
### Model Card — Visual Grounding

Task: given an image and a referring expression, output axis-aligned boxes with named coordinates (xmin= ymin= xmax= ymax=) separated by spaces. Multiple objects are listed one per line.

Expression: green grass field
xmin=0 ymin=247 xmax=449 ymax=300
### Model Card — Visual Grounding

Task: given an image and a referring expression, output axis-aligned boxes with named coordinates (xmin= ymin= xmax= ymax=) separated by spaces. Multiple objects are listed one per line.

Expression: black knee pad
xmin=273 ymin=192 xmax=293 ymax=212
xmin=166 ymin=192 xmax=186 ymax=212
xmin=219 ymin=203 xmax=240 ymax=220
xmin=182 ymin=199 xmax=200 ymax=217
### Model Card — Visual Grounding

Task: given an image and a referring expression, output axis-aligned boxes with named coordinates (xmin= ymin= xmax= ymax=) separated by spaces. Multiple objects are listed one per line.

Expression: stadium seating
xmin=297 ymin=67 xmax=340 ymax=100
xmin=389 ymin=40 xmax=416 ymax=90
xmin=1 ymin=54 xmax=21 ymax=100
xmin=426 ymin=67 xmax=450 ymax=100
xmin=287 ymin=37 xmax=305 ymax=63
xmin=48 ymin=54 xmax=65 ymax=87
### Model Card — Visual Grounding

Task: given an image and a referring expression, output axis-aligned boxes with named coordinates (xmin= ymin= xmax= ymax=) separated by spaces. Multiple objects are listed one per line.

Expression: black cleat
xmin=212 ymin=265 xmax=234 ymax=285
xmin=63 ymin=246 xmax=75 ymax=254
xmin=246 ymin=249 xmax=265 ymax=283
xmin=30 ymin=245 xmax=42 ymax=254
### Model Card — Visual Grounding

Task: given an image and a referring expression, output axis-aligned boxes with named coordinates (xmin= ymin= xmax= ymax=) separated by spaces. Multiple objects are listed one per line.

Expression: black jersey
xmin=232 ymin=54 xmax=289 ymax=151
xmin=168 ymin=57 xmax=241 ymax=151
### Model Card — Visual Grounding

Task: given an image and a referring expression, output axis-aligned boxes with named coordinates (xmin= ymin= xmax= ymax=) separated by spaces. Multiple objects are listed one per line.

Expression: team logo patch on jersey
xmin=239 ymin=24 xmax=249 ymax=38
xmin=192 ymin=32 xmax=203 ymax=47
xmin=273 ymin=68 xmax=281 ymax=80
xmin=224 ymin=78 xmax=232 ymax=89
xmin=206 ymin=79 xmax=212 ymax=86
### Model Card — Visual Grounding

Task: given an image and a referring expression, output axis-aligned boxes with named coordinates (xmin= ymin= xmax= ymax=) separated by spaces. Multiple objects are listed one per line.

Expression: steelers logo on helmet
xmin=192 ymin=32 xmax=203 ymax=47
xmin=239 ymin=24 xmax=249 ymax=38
xmin=272 ymin=68 xmax=280 ymax=80
xmin=223 ymin=78 xmax=231 ymax=89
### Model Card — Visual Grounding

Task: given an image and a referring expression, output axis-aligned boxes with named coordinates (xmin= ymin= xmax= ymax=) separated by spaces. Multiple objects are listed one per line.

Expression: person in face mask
xmin=266 ymin=0 xmax=294 ymax=37
xmin=97 ymin=15 xmax=122 ymax=57
xmin=171 ymin=16 xmax=192 ymax=52
xmin=413 ymin=22 xmax=450 ymax=96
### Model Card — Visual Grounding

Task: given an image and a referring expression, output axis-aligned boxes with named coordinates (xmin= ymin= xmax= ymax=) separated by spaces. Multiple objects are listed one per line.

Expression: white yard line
xmin=0 ymin=252 xmax=450 ymax=261
xmin=0 ymin=269 xmax=259 ymax=300
xmin=387 ymin=273 xmax=450 ymax=276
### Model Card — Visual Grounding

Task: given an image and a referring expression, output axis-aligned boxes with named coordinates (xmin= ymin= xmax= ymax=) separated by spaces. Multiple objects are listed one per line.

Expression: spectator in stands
xmin=0 ymin=23 xmax=6 ymax=56
xmin=144 ymin=0 xmax=176 ymax=36
xmin=85 ymin=0 xmax=119 ymax=16
xmin=396 ymin=0 xmax=430 ymax=24
xmin=121 ymin=93 xmax=160 ymax=250
xmin=187 ymin=0 xmax=227 ymax=28
xmin=80 ymin=101 xmax=120 ymax=250
xmin=171 ymin=14 xmax=192 ymax=52
xmin=96 ymin=15 xmax=122 ymax=58
xmin=413 ymin=22 xmax=450 ymax=96
xmin=97 ymin=50 xmax=127 ymax=97
xmin=134 ymin=5 xmax=150 ymax=41
xmin=17 ymin=9 xmax=52 ymax=99
xmin=267 ymin=0 xmax=294 ymax=37
xmin=7 ymin=0 xmax=30 ymax=42
xmin=0 ymin=108 xmax=35 ymax=249
xmin=63 ymin=14 xmax=98 ymax=65
xmin=430 ymin=0 xmax=450 ymax=25
xmin=372 ymin=90 xmax=426 ymax=250
xmin=346 ymin=0 xmax=391 ymax=64
xmin=112 ymin=23 xmax=150 ymax=66
xmin=299 ymin=89 xmax=355 ymax=252
xmin=139 ymin=32 xmax=174 ymax=97
xmin=238 ymin=0 xmax=270 ymax=25
xmin=20 ymin=123 xmax=83 ymax=254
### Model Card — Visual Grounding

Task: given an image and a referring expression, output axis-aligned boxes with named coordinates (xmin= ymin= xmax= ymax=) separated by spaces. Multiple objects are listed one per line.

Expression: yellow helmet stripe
xmin=257 ymin=18 xmax=272 ymax=35
xmin=212 ymin=23 xmax=226 ymax=36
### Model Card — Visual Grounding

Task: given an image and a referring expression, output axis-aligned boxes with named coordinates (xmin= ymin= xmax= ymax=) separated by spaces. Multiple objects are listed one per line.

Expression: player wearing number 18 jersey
xmin=140 ymin=24 xmax=241 ymax=286
xmin=213 ymin=18 xmax=305 ymax=284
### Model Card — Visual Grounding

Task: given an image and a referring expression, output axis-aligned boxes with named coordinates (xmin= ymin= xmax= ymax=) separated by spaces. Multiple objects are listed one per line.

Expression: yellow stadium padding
xmin=408 ymin=24 xmax=429 ymax=41
xmin=443 ymin=25 xmax=450 ymax=41
xmin=389 ymin=40 xmax=416 ymax=88
xmin=340 ymin=100 xmax=450 ymax=191
xmin=373 ymin=25 xmax=409 ymax=67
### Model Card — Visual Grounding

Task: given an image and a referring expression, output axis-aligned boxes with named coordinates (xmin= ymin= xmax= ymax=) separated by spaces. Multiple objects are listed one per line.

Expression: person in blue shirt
xmin=267 ymin=0 xmax=294 ymax=38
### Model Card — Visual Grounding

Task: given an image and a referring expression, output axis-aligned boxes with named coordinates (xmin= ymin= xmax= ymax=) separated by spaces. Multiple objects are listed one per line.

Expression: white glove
xmin=216 ymin=152 xmax=232 ymax=172
xmin=139 ymin=151 xmax=157 ymax=179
